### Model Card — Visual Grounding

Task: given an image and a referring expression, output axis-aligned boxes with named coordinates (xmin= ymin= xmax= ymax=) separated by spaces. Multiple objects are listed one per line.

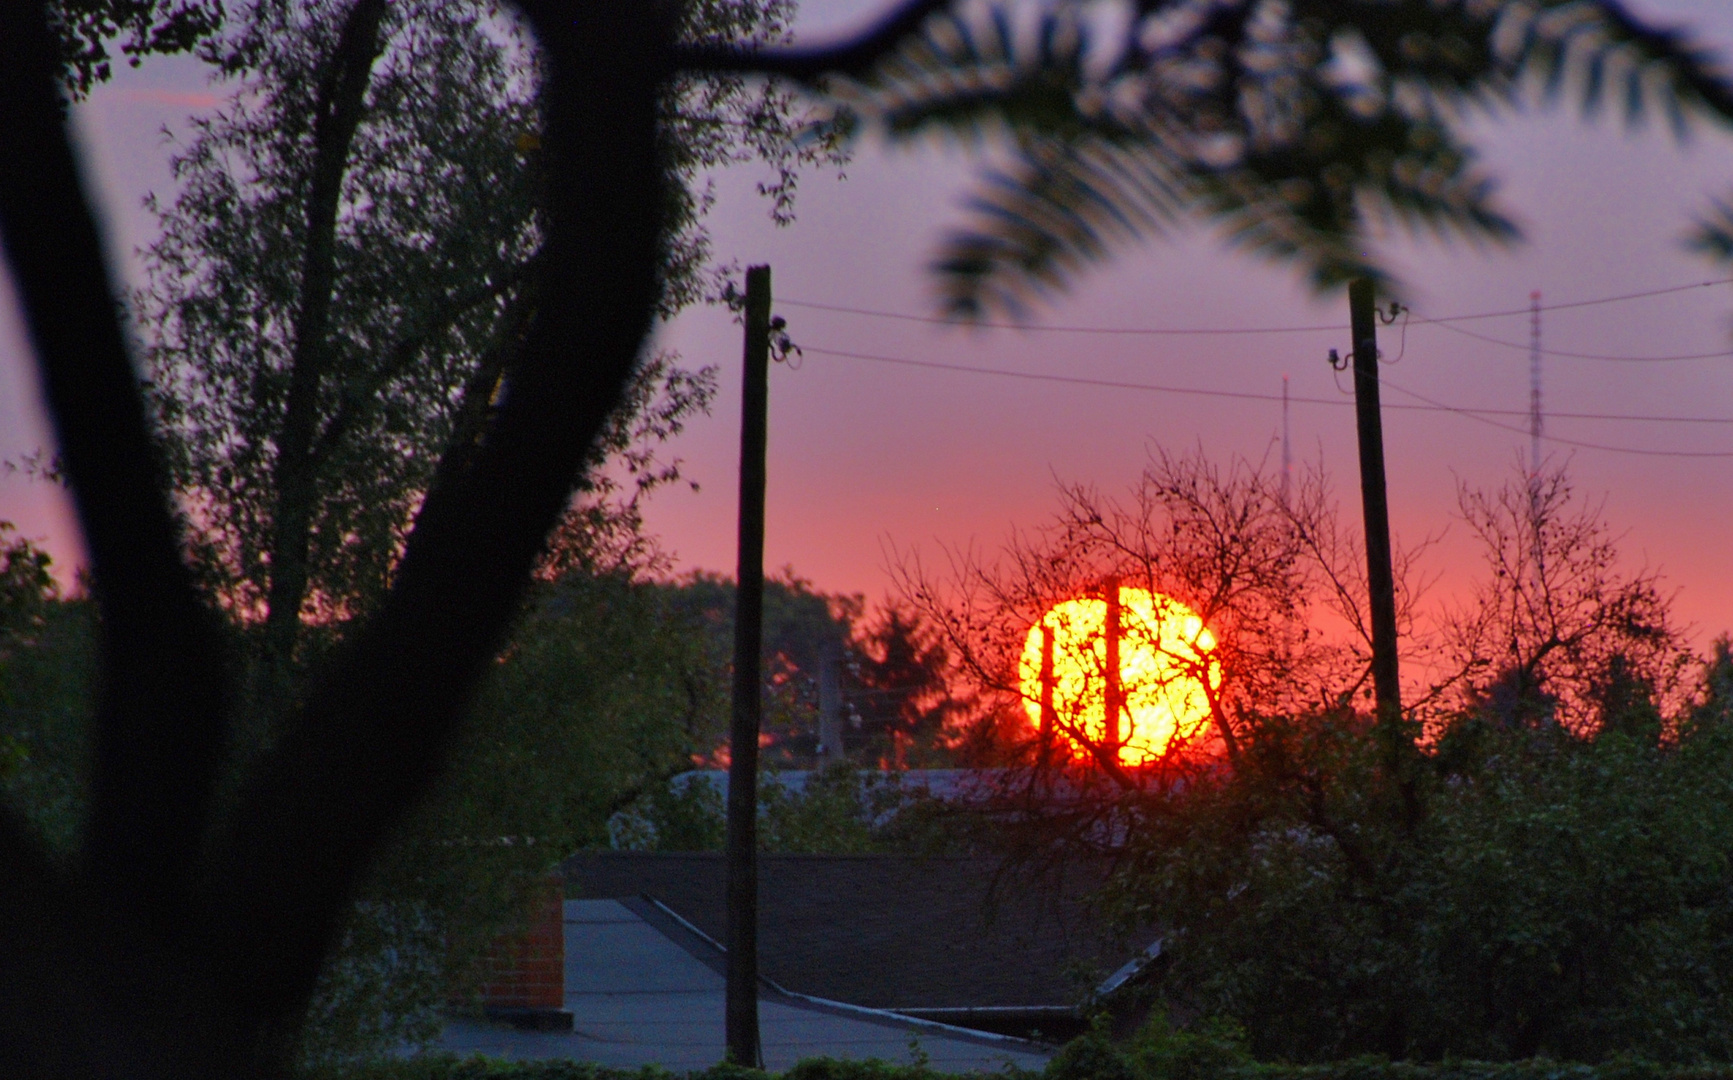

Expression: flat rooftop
xmin=427 ymin=899 xmax=1053 ymax=1073
xmin=563 ymin=851 xmax=1151 ymax=1012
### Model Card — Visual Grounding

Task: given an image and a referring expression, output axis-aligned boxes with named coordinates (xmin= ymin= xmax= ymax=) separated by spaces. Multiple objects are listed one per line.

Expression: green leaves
xmin=49 ymin=0 xmax=223 ymax=97
xmin=301 ymin=572 xmax=727 ymax=1066
xmin=139 ymin=0 xmax=547 ymax=626
xmin=818 ymin=0 xmax=1733 ymax=316
xmin=1094 ymin=663 xmax=1733 ymax=1062
xmin=0 ymin=530 xmax=91 ymax=857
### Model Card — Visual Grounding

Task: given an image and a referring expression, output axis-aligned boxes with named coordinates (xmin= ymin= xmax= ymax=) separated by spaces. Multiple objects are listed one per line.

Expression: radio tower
xmin=1528 ymin=290 xmax=1542 ymax=477
xmin=1281 ymin=374 xmax=1291 ymax=504
xmin=1528 ymin=290 xmax=1545 ymax=586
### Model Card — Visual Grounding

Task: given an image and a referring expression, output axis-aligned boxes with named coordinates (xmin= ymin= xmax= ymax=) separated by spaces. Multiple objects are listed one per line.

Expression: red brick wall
xmin=475 ymin=877 xmax=565 ymax=1010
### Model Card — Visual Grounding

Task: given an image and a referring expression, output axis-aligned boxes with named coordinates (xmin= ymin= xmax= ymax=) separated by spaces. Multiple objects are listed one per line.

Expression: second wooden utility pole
xmin=1103 ymin=578 xmax=1123 ymax=759
xmin=1038 ymin=621 xmax=1056 ymax=768
xmin=1348 ymin=279 xmax=1401 ymax=727
xmin=725 ymin=264 xmax=771 ymax=1068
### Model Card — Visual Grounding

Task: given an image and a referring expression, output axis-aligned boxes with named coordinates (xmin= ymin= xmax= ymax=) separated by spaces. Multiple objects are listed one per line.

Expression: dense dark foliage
xmin=0 ymin=527 xmax=94 ymax=855
xmin=653 ymin=574 xmax=986 ymax=768
xmin=50 ymin=0 xmax=223 ymax=96
xmin=1095 ymin=665 xmax=1733 ymax=1063
xmin=298 ymin=1024 xmax=1733 ymax=1080
xmin=900 ymin=450 xmax=1732 ymax=1063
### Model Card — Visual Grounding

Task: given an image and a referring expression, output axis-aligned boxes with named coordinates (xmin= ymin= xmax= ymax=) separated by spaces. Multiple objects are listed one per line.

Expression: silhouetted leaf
xmin=817 ymin=0 xmax=1733 ymax=316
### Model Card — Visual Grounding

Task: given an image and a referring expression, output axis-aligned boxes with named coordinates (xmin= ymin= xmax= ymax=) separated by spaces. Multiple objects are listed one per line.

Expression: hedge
xmin=303 ymin=1050 xmax=1733 ymax=1080
xmin=300 ymin=1058 xmax=1032 ymax=1080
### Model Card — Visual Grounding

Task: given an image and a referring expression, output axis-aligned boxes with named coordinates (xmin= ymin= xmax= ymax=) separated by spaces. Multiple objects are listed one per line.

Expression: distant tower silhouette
xmin=1529 ymin=290 xmax=1543 ymax=478
xmin=1528 ymin=290 xmax=1545 ymax=586
xmin=1281 ymin=374 xmax=1291 ymax=505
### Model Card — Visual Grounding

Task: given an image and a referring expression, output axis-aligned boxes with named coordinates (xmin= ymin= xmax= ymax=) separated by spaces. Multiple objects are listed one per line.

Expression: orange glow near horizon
xmin=1018 ymin=587 xmax=1220 ymax=765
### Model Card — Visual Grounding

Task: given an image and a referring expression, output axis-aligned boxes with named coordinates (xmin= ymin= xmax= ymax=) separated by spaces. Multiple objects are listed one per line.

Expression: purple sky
xmin=6 ymin=0 xmax=1733 ymax=661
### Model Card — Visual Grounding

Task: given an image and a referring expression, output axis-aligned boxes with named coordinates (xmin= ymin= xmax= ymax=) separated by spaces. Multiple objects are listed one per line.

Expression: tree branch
xmin=307 ymin=254 xmax=540 ymax=471
xmin=203 ymin=2 xmax=674 ymax=1037
xmin=263 ymin=0 xmax=388 ymax=664
xmin=0 ymin=0 xmax=228 ymax=937
xmin=0 ymin=806 xmax=241 ymax=1080
xmin=671 ymin=0 xmax=954 ymax=79
xmin=412 ymin=277 xmax=539 ymax=504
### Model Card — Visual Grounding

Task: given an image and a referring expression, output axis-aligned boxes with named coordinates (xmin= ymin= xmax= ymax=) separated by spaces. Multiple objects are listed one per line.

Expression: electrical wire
xmin=803 ymin=346 xmax=1350 ymax=403
xmin=1407 ymin=315 xmax=1733 ymax=362
xmin=1384 ymin=305 xmax=1409 ymax=365
xmin=1417 ymin=277 xmax=1733 ymax=323
xmin=778 ymin=299 xmax=1345 ymax=335
xmin=1377 ymin=377 xmax=1733 ymax=458
xmin=801 ymin=345 xmax=1733 ymax=457
xmin=778 ymin=276 xmax=1733 ymax=338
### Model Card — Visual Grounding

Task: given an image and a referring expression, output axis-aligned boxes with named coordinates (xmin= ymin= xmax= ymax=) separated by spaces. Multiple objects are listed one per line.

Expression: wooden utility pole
xmin=1039 ymin=621 xmax=1056 ymax=766
xmin=817 ymin=637 xmax=843 ymax=760
xmin=725 ymin=264 xmax=771 ymax=1068
xmin=1348 ymin=279 xmax=1401 ymax=728
xmin=1103 ymin=578 xmax=1123 ymax=760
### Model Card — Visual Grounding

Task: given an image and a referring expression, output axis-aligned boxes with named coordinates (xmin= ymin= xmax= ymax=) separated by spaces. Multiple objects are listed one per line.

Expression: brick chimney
xmin=474 ymin=875 xmax=572 ymax=1031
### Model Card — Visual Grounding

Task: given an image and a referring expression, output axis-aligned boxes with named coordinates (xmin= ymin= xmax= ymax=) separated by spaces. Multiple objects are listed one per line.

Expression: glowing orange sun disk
xmin=1018 ymin=587 xmax=1220 ymax=765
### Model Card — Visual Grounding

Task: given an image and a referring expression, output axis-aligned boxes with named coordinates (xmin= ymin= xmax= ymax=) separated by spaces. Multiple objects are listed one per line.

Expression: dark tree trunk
xmin=263 ymin=0 xmax=390 ymax=669
xmin=0 ymin=1 xmax=951 ymax=1075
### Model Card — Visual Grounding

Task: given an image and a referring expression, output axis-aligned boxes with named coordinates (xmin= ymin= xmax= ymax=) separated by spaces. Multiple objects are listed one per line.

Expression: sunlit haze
xmin=1017 ymin=587 xmax=1219 ymax=766
xmin=4 ymin=0 xmax=1733 ymax=672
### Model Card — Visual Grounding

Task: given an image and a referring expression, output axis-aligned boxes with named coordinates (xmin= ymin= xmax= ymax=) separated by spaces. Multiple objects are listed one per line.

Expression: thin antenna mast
xmin=1528 ymin=289 xmax=1545 ymax=591
xmin=1281 ymin=374 xmax=1291 ymax=504
xmin=1529 ymin=290 xmax=1542 ymax=477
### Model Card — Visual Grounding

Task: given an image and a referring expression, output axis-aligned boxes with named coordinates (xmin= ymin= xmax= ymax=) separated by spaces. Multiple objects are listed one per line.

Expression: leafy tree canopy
xmin=136 ymin=0 xmax=838 ymax=662
xmin=51 ymin=0 xmax=223 ymax=97
xmin=654 ymin=571 xmax=993 ymax=768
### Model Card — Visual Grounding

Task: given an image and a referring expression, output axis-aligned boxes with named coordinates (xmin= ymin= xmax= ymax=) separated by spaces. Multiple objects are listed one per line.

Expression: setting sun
xmin=1018 ymin=586 xmax=1220 ymax=765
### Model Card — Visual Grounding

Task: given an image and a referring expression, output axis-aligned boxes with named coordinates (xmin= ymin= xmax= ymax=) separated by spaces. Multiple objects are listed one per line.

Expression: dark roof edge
xmin=570 ymin=851 xmax=998 ymax=863
xmin=636 ymin=894 xmax=727 ymax=955
xmin=771 ymin=985 xmax=1059 ymax=1053
xmin=633 ymin=895 xmax=1056 ymax=1054
xmin=619 ymin=895 xmax=727 ymax=979
xmin=894 ymin=1006 xmax=1076 ymax=1017
xmin=1094 ymin=937 xmax=1164 ymax=998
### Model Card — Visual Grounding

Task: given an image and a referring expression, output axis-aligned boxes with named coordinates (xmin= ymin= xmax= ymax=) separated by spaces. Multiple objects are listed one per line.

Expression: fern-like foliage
xmin=1687 ymin=195 xmax=1733 ymax=262
xmin=817 ymin=0 xmax=1733 ymax=317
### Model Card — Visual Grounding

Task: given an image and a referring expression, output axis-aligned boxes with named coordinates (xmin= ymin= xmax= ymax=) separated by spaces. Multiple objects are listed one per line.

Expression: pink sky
xmin=5 ymin=0 xmax=1733 ymax=661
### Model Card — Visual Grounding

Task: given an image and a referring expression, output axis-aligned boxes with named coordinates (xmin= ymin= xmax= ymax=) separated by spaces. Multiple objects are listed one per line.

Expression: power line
xmin=1410 ymin=315 xmax=1733 ymax=362
xmin=778 ymin=299 xmax=1344 ymax=335
xmin=1379 ymin=377 xmax=1733 ymax=459
xmin=1418 ymin=277 xmax=1733 ymax=323
xmin=801 ymin=345 xmax=1733 ymax=457
xmin=802 ymin=346 xmax=1733 ymax=424
xmin=803 ymin=346 xmax=1349 ymax=402
xmin=778 ymin=276 xmax=1733 ymax=338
